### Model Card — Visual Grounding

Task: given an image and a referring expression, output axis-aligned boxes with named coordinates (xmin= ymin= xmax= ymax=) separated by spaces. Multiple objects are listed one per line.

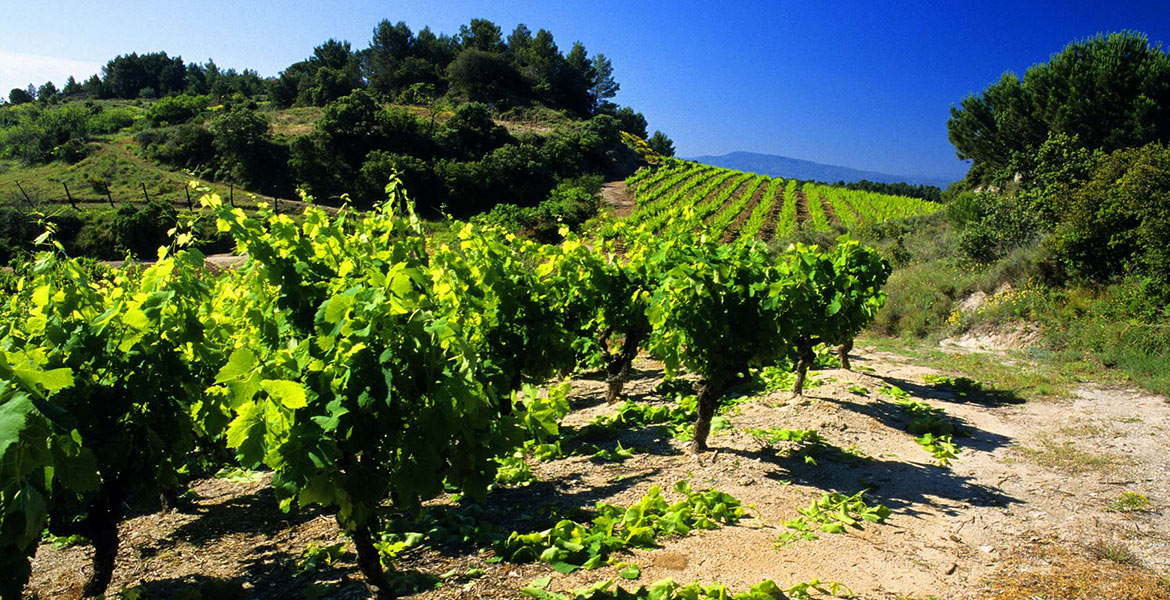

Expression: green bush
xmin=147 ymin=94 xmax=208 ymax=126
xmin=0 ymin=103 xmax=91 ymax=164
xmin=1046 ymin=143 xmax=1170 ymax=294
xmin=139 ymin=123 xmax=215 ymax=170
xmin=113 ymin=200 xmax=177 ymax=258
xmin=948 ymin=192 xmax=1041 ymax=264
xmin=88 ymin=106 xmax=140 ymax=134
xmin=0 ymin=206 xmax=36 ymax=263
xmin=871 ymin=261 xmax=978 ymax=337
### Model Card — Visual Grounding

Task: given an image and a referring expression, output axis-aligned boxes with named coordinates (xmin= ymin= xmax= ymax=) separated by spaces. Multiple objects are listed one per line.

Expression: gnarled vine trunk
xmin=352 ymin=524 xmax=396 ymax=600
xmin=80 ymin=477 xmax=129 ymax=598
xmin=838 ymin=339 xmax=854 ymax=371
xmin=604 ymin=330 xmax=644 ymax=404
xmin=691 ymin=370 xmax=749 ymax=453
xmin=792 ymin=340 xmax=817 ymax=397
xmin=691 ymin=382 xmax=719 ymax=454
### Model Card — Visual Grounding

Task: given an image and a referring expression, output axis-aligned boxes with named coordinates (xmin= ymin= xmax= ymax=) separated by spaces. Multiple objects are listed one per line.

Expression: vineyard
xmin=1 ymin=175 xmax=1167 ymax=600
xmin=622 ymin=160 xmax=941 ymax=240
xmin=0 ymin=178 xmax=896 ymax=600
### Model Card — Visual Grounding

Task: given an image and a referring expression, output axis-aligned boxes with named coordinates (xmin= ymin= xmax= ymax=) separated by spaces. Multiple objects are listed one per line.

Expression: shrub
xmin=139 ymin=123 xmax=215 ymax=170
xmin=1047 ymin=143 xmax=1170 ymax=294
xmin=147 ymin=94 xmax=208 ymax=126
xmin=113 ymin=200 xmax=177 ymax=258
xmin=950 ymin=192 xmax=1041 ymax=264
xmin=88 ymin=106 xmax=140 ymax=134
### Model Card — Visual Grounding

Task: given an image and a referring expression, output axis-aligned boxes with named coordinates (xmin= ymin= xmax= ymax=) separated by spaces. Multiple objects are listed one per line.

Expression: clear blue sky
xmin=3 ymin=1 xmax=1169 ymax=181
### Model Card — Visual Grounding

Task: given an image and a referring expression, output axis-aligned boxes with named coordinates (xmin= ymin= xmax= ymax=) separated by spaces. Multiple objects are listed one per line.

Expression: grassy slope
xmin=859 ymin=212 xmax=1170 ymax=397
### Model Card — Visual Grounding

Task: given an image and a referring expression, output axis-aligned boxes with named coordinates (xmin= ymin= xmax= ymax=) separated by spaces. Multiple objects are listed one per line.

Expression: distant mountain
xmin=686 ymin=151 xmax=957 ymax=188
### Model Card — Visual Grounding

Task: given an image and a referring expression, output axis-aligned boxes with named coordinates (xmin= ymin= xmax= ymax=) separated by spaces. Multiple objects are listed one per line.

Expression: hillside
xmin=619 ymin=159 xmax=940 ymax=242
xmin=688 ymin=151 xmax=956 ymax=188
xmin=0 ymin=17 xmax=679 ymax=262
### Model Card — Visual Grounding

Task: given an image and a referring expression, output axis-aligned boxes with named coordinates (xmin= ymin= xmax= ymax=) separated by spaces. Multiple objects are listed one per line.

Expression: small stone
xmin=980 ymin=545 xmax=994 ymax=554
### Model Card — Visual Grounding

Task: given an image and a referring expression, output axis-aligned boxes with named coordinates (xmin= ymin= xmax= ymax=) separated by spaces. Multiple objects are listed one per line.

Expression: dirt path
xmin=601 ymin=180 xmax=635 ymax=218
xmin=25 ymin=349 xmax=1170 ymax=599
xmin=794 ymin=189 xmax=810 ymax=224
xmin=820 ymin=194 xmax=842 ymax=226
xmin=98 ymin=253 xmax=248 ymax=271
xmin=761 ymin=186 xmax=787 ymax=242
xmin=719 ymin=180 xmax=768 ymax=243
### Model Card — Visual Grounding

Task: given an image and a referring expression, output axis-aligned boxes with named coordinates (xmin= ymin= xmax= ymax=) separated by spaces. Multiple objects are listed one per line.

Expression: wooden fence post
xmin=184 ymin=185 xmax=193 ymax=210
xmin=229 ymin=183 xmax=235 ymax=208
xmin=141 ymin=182 xmax=151 ymax=204
xmin=63 ymin=182 xmax=78 ymax=210
xmin=15 ymin=182 xmax=33 ymax=209
xmin=104 ymin=183 xmax=115 ymax=208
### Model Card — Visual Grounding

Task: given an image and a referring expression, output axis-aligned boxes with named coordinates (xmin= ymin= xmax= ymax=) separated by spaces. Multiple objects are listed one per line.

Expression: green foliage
xmin=647 ymin=131 xmax=675 ymax=157
xmin=497 ymin=482 xmax=744 ymax=573
xmin=429 ymin=223 xmax=576 ymax=404
xmin=0 ymin=103 xmax=92 ymax=164
xmin=949 ymin=31 xmax=1170 ymax=175
xmin=297 ymin=541 xmax=351 ymax=575
xmin=1109 ymin=491 xmax=1152 ymax=513
xmin=8 ymin=87 xmax=33 ymax=105
xmin=523 ymin=578 xmax=789 ymax=600
xmin=113 ymin=199 xmax=177 ymax=258
xmin=139 ymin=122 xmax=216 ymax=170
xmin=208 ymin=107 xmax=289 ymax=193
xmin=948 ymin=191 xmax=1041 ymax=263
xmin=0 ymin=243 xmax=213 ymax=597
xmin=776 ymin=490 xmax=891 ymax=545
xmin=915 ymin=433 xmax=959 ymax=466
xmin=148 ymin=94 xmax=209 ymax=126
xmin=883 ymin=387 xmax=961 ymax=466
xmin=747 ymin=427 xmax=821 ymax=446
xmin=1048 ymin=142 xmax=1170 ymax=293
xmin=473 ymin=176 xmax=603 ymax=241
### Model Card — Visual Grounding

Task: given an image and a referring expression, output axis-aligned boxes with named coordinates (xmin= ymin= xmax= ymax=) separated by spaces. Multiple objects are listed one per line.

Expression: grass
xmin=1087 ymin=539 xmax=1142 ymax=565
xmin=988 ymin=542 xmax=1170 ymax=600
xmin=0 ymin=135 xmax=272 ymax=212
xmin=1109 ymin=491 xmax=1152 ymax=513
xmin=860 ymin=335 xmax=1078 ymax=401
xmin=1013 ymin=434 xmax=1118 ymax=474
xmin=859 ymin=208 xmax=1170 ymax=398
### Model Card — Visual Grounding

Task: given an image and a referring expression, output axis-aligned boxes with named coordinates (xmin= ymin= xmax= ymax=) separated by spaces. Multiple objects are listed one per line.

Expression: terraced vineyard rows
xmin=624 ymin=160 xmax=941 ymax=240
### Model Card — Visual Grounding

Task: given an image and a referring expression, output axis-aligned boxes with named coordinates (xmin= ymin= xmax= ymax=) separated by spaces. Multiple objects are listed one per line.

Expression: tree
xmin=1047 ymin=142 xmax=1170 ymax=291
xmin=99 ymin=52 xmax=188 ymax=99
xmin=208 ymin=107 xmax=281 ymax=188
xmin=589 ymin=53 xmax=619 ymax=110
xmin=7 ymin=87 xmax=33 ymax=105
xmin=61 ymin=76 xmax=83 ymax=97
xmin=949 ymin=32 xmax=1170 ymax=179
xmin=648 ymin=131 xmax=675 ymax=157
xmin=36 ymin=81 xmax=59 ymax=103
xmin=446 ymin=48 xmax=523 ymax=104
xmin=364 ymin=20 xmax=415 ymax=96
xmin=606 ymin=106 xmax=648 ymax=139
xmin=556 ymin=42 xmax=594 ymax=115
xmin=459 ymin=18 xmax=505 ymax=52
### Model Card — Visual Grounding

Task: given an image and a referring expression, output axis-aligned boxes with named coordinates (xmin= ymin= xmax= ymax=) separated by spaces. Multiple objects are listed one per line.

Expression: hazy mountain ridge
xmin=687 ymin=151 xmax=957 ymax=188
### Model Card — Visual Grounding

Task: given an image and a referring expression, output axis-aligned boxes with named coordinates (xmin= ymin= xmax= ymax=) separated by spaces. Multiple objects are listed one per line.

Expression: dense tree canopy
xmin=948 ymin=32 xmax=1170 ymax=179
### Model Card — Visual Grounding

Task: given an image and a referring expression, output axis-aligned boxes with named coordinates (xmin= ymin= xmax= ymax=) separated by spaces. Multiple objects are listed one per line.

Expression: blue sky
xmin=3 ymin=1 xmax=1168 ymax=181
